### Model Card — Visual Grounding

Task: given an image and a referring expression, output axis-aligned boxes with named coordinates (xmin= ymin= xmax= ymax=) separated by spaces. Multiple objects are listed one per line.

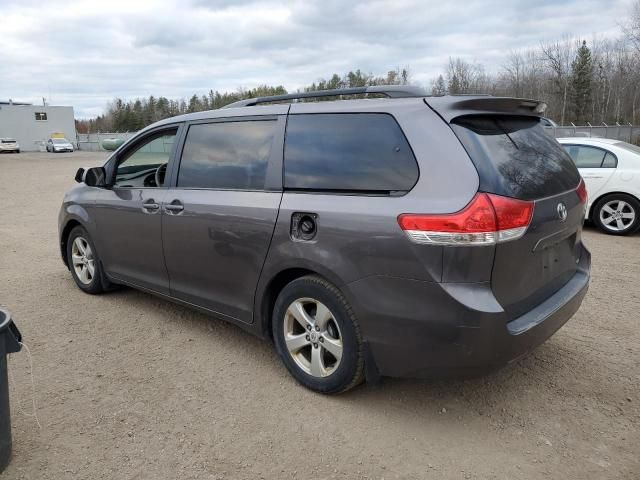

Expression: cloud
xmin=0 ymin=0 xmax=630 ymax=118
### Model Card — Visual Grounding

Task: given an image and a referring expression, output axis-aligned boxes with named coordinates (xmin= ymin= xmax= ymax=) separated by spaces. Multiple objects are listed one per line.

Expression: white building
xmin=0 ymin=101 xmax=76 ymax=151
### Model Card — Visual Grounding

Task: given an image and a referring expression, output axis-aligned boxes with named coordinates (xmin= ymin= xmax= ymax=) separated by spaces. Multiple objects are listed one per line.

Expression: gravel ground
xmin=1 ymin=151 xmax=639 ymax=480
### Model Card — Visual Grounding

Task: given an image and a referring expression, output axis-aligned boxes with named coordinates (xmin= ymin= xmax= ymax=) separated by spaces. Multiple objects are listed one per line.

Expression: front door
xmin=93 ymin=126 xmax=180 ymax=294
xmin=162 ymin=117 xmax=285 ymax=323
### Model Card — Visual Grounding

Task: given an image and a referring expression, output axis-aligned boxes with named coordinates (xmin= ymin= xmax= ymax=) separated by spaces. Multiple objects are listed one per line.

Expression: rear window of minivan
xmin=284 ymin=113 xmax=419 ymax=193
xmin=451 ymin=116 xmax=580 ymax=200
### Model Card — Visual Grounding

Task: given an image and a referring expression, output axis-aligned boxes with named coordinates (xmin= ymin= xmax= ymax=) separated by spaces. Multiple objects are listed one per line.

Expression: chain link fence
xmin=546 ymin=124 xmax=640 ymax=145
xmin=76 ymin=132 xmax=137 ymax=151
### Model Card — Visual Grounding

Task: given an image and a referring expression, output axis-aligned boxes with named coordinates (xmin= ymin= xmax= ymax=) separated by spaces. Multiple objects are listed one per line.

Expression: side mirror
xmin=84 ymin=167 xmax=107 ymax=187
xmin=74 ymin=168 xmax=85 ymax=183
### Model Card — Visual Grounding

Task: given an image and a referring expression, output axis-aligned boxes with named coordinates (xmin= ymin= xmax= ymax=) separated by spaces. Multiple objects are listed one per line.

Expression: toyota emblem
xmin=557 ymin=202 xmax=568 ymax=222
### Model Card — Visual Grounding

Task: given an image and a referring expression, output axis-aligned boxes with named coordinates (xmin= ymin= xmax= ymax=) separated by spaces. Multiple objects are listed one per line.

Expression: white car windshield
xmin=52 ymin=139 xmax=69 ymax=144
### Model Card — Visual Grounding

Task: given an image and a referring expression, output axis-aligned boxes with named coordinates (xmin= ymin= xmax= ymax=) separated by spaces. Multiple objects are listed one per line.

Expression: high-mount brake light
xmin=398 ymin=193 xmax=534 ymax=246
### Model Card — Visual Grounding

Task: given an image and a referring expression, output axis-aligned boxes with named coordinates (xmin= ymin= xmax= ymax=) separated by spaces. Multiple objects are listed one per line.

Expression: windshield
xmin=1 ymin=139 xmax=16 ymax=143
xmin=52 ymin=138 xmax=69 ymax=144
xmin=615 ymin=141 xmax=640 ymax=156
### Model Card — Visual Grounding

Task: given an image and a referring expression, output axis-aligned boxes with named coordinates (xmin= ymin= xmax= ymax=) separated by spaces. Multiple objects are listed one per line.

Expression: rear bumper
xmin=346 ymin=245 xmax=591 ymax=379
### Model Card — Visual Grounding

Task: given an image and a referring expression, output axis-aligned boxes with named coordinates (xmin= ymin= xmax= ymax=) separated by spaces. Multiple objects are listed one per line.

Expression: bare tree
xmin=540 ymin=38 xmax=574 ymax=124
xmin=446 ymin=57 xmax=494 ymax=94
xmin=622 ymin=0 xmax=640 ymax=53
xmin=502 ymin=51 xmax=525 ymax=98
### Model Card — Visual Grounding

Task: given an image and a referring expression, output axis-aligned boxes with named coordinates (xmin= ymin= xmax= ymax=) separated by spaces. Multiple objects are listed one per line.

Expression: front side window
xmin=114 ymin=129 xmax=177 ymax=188
xmin=178 ymin=120 xmax=277 ymax=190
xmin=284 ymin=113 xmax=419 ymax=193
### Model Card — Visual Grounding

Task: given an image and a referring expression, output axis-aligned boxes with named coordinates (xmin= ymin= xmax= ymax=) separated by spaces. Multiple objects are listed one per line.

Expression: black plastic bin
xmin=0 ymin=309 xmax=22 ymax=474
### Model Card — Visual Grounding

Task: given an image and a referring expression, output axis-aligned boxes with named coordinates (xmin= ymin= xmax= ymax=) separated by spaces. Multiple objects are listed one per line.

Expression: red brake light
xmin=488 ymin=194 xmax=534 ymax=230
xmin=398 ymin=193 xmax=534 ymax=246
xmin=576 ymin=179 xmax=588 ymax=204
xmin=398 ymin=193 xmax=497 ymax=233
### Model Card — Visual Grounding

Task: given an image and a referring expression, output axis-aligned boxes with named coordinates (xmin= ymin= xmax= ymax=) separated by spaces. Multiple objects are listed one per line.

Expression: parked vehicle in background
xmin=58 ymin=88 xmax=591 ymax=394
xmin=540 ymin=117 xmax=558 ymax=127
xmin=46 ymin=138 xmax=74 ymax=153
xmin=558 ymin=137 xmax=640 ymax=235
xmin=0 ymin=138 xmax=19 ymax=153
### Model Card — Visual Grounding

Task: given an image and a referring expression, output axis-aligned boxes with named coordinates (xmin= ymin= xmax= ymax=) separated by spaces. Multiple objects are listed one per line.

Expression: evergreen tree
xmin=146 ymin=95 xmax=156 ymax=124
xmin=448 ymin=74 xmax=461 ymax=94
xmin=187 ymin=94 xmax=200 ymax=113
xmin=432 ymin=75 xmax=446 ymax=96
xmin=570 ymin=40 xmax=593 ymax=124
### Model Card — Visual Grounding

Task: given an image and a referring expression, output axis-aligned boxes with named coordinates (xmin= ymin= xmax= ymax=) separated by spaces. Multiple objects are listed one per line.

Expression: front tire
xmin=66 ymin=226 xmax=109 ymax=294
xmin=592 ymin=194 xmax=640 ymax=235
xmin=272 ymin=275 xmax=365 ymax=394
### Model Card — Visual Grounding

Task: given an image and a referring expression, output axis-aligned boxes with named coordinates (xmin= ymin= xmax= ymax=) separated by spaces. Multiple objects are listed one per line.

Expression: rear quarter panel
xmin=255 ymin=98 xmax=481 ymax=327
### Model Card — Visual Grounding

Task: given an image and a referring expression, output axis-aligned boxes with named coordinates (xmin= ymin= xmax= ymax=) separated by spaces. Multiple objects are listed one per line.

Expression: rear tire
xmin=272 ymin=275 xmax=365 ymax=394
xmin=66 ymin=226 xmax=111 ymax=294
xmin=592 ymin=194 xmax=640 ymax=235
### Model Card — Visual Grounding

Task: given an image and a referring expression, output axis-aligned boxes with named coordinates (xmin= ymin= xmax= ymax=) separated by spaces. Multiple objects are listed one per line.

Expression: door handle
xmin=164 ymin=200 xmax=184 ymax=214
xmin=142 ymin=199 xmax=160 ymax=213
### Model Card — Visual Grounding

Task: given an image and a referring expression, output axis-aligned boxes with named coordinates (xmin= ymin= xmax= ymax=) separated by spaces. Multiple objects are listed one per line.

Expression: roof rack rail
xmin=222 ymin=85 xmax=427 ymax=108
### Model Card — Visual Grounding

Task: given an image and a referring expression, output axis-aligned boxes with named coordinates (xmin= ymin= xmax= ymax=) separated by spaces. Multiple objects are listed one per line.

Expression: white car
xmin=0 ymin=138 xmax=20 ymax=153
xmin=46 ymin=138 xmax=74 ymax=153
xmin=558 ymin=137 xmax=640 ymax=235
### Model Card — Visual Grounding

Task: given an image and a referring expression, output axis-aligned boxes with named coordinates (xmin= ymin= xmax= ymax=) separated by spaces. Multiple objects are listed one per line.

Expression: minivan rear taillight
xmin=398 ymin=193 xmax=534 ymax=246
xmin=576 ymin=178 xmax=588 ymax=204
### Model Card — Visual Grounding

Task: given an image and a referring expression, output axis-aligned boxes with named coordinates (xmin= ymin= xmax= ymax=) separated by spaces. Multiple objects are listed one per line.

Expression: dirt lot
xmin=1 ymin=151 xmax=639 ymax=480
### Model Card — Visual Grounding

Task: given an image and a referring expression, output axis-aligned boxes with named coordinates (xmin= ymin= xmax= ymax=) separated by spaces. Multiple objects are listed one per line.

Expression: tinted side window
xmin=562 ymin=145 xmax=606 ymax=168
xmin=178 ymin=120 xmax=277 ymax=190
xmin=284 ymin=113 xmax=418 ymax=192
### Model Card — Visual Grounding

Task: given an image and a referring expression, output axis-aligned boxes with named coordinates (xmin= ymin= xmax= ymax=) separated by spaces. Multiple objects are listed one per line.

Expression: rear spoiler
xmin=425 ymin=96 xmax=547 ymax=123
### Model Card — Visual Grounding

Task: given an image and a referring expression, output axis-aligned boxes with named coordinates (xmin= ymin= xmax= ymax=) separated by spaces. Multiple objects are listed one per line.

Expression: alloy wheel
xmin=71 ymin=237 xmax=95 ymax=285
xmin=599 ymin=200 xmax=636 ymax=232
xmin=283 ymin=298 xmax=343 ymax=378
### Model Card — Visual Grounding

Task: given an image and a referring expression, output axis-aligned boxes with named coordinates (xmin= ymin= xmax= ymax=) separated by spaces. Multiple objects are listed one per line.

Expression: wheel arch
xmin=255 ymin=264 xmax=346 ymax=339
xmin=60 ymin=218 xmax=84 ymax=268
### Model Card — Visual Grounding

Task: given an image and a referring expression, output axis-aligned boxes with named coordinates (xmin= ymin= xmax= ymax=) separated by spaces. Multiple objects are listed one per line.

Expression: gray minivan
xmin=58 ymin=86 xmax=591 ymax=394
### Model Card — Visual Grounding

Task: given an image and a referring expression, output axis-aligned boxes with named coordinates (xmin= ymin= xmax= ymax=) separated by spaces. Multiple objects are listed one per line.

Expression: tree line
xmin=77 ymin=1 xmax=640 ymax=133
xmin=75 ymin=69 xmax=409 ymax=133
xmin=431 ymin=36 xmax=638 ymax=126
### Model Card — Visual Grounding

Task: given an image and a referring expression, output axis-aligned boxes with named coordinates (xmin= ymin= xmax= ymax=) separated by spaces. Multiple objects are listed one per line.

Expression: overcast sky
xmin=0 ymin=0 xmax=632 ymax=118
